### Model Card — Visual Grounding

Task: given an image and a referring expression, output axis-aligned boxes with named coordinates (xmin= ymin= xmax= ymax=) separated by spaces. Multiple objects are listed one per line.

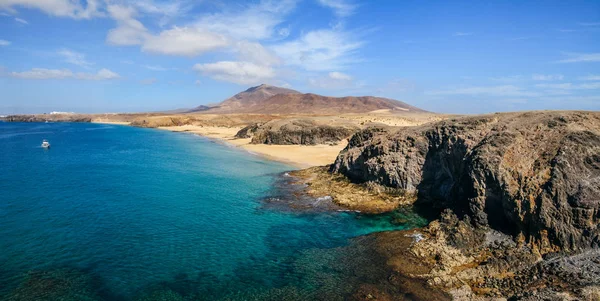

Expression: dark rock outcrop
xmin=399 ymin=210 xmax=600 ymax=300
xmin=331 ymin=111 xmax=600 ymax=253
xmin=250 ymin=119 xmax=358 ymax=145
xmin=234 ymin=123 xmax=262 ymax=138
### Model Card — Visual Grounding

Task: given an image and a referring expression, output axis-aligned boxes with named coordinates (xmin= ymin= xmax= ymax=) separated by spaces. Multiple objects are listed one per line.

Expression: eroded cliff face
xmin=331 ymin=111 xmax=600 ymax=253
xmin=248 ymin=119 xmax=359 ymax=145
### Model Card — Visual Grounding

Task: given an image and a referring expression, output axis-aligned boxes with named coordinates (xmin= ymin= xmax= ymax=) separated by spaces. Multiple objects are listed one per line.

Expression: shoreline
xmin=149 ymin=124 xmax=346 ymax=168
xmin=90 ymin=121 xmax=316 ymax=168
xmin=104 ymin=121 xmax=452 ymax=300
xmin=90 ymin=121 xmax=346 ymax=168
xmin=69 ymin=117 xmax=600 ymax=300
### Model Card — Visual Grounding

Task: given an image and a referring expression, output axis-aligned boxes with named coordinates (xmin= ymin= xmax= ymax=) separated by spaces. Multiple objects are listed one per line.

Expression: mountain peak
xmin=197 ymin=85 xmax=425 ymax=114
xmin=244 ymin=83 xmax=272 ymax=93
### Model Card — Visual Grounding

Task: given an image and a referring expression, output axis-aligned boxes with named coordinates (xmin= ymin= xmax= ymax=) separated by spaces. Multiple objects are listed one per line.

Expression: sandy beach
xmin=155 ymin=125 xmax=345 ymax=168
xmin=88 ymin=111 xmax=445 ymax=168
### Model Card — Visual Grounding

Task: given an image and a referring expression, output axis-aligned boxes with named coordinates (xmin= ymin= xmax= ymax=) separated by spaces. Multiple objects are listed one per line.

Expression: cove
xmin=0 ymin=122 xmax=427 ymax=300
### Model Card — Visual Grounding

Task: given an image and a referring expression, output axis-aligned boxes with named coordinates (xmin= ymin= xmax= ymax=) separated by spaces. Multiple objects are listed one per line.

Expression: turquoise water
xmin=0 ymin=122 xmax=427 ymax=300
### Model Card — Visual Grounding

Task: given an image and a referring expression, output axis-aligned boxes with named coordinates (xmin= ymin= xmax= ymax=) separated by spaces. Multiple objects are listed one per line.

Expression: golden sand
xmin=156 ymin=125 xmax=344 ymax=168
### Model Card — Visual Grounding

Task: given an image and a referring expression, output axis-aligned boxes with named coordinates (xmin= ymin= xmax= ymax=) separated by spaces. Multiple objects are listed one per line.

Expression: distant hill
xmin=186 ymin=105 xmax=212 ymax=113
xmin=201 ymin=84 xmax=425 ymax=114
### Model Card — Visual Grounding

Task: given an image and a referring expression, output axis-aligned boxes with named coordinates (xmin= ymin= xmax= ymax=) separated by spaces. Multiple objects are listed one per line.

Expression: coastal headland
xmin=3 ymin=85 xmax=599 ymax=300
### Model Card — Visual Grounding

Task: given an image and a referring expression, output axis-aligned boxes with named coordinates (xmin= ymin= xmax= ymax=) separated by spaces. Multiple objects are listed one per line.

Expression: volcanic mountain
xmin=203 ymin=84 xmax=425 ymax=114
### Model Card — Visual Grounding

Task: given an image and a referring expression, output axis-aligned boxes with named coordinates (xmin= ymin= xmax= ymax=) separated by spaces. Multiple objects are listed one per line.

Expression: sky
xmin=0 ymin=0 xmax=599 ymax=114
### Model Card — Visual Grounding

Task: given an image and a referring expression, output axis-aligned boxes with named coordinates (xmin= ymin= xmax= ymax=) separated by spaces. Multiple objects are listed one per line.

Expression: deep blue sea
xmin=0 ymin=122 xmax=427 ymax=300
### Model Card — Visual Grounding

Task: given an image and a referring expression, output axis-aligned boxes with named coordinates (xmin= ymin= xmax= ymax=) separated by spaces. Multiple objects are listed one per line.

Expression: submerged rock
xmin=5 ymin=269 xmax=102 ymax=301
xmin=289 ymin=166 xmax=415 ymax=214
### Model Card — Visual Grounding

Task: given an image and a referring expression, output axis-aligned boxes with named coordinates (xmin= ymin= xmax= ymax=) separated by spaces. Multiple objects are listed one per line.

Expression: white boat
xmin=41 ymin=140 xmax=51 ymax=148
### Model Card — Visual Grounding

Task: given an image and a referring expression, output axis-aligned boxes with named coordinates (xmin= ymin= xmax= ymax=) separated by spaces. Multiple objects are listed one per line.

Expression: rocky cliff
xmin=246 ymin=119 xmax=359 ymax=145
xmin=331 ymin=111 xmax=600 ymax=253
xmin=234 ymin=123 xmax=263 ymax=139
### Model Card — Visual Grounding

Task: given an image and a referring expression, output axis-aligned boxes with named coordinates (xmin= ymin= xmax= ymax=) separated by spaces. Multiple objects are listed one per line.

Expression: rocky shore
xmin=289 ymin=166 xmax=416 ymax=214
xmin=293 ymin=111 xmax=600 ymax=300
xmin=3 ymin=114 xmax=92 ymax=123
xmin=6 ymin=109 xmax=598 ymax=299
xmin=245 ymin=119 xmax=359 ymax=145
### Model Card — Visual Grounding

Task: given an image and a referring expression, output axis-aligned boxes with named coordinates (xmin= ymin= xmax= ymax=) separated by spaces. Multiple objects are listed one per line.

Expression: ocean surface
xmin=0 ymin=122 xmax=427 ymax=300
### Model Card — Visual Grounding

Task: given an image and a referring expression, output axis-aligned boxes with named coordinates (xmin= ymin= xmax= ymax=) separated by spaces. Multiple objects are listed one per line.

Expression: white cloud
xmin=317 ymin=0 xmax=356 ymax=17
xmin=106 ymin=4 xmax=149 ymax=46
xmin=328 ymin=71 xmax=352 ymax=80
xmin=75 ymin=68 xmax=120 ymax=80
xmin=9 ymin=67 xmax=120 ymax=80
xmin=273 ymin=29 xmax=363 ymax=71
xmin=453 ymin=32 xmax=473 ymax=36
xmin=491 ymin=74 xmax=565 ymax=82
xmin=105 ymin=1 xmax=295 ymax=58
xmin=578 ymin=75 xmax=600 ymax=81
xmin=0 ymin=39 xmax=10 ymax=46
xmin=195 ymin=79 xmax=201 ymax=85
xmin=0 ymin=0 xmax=102 ymax=19
xmin=427 ymin=85 xmax=540 ymax=97
xmin=193 ymin=61 xmax=275 ymax=85
xmin=277 ymin=27 xmax=290 ymax=38
xmin=308 ymin=71 xmax=356 ymax=89
xmin=107 ymin=25 xmax=148 ymax=46
xmin=142 ymin=27 xmax=229 ymax=56
xmin=535 ymin=82 xmax=600 ymax=90
xmin=105 ymin=2 xmax=296 ymax=60
xmin=133 ymin=0 xmax=188 ymax=25
xmin=58 ymin=49 xmax=93 ymax=68
xmin=14 ymin=17 xmax=27 ymax=24
xmin=193 ymin=0 xmax=297 ymax=40
xmin=191 ymin=40 xmax=281 ymax=85
xmin=531 ymin=74 xmax=564 ymax=81
xmin=10 ymin=68 xmax=73 ymax=79
xmin=557 ymin=53 xmax=600 ymax=63
xmin=235 ymin=41 xmax=281 ymax=66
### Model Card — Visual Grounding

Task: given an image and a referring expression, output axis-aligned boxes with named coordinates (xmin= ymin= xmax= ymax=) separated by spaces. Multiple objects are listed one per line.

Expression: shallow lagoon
xmin=0 ymin=122 xmax=427 ymax=300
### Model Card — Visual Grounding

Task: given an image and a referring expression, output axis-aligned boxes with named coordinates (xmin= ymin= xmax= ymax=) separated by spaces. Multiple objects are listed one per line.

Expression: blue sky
xmin=0 ymin=0 xmax=599 ymax=114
